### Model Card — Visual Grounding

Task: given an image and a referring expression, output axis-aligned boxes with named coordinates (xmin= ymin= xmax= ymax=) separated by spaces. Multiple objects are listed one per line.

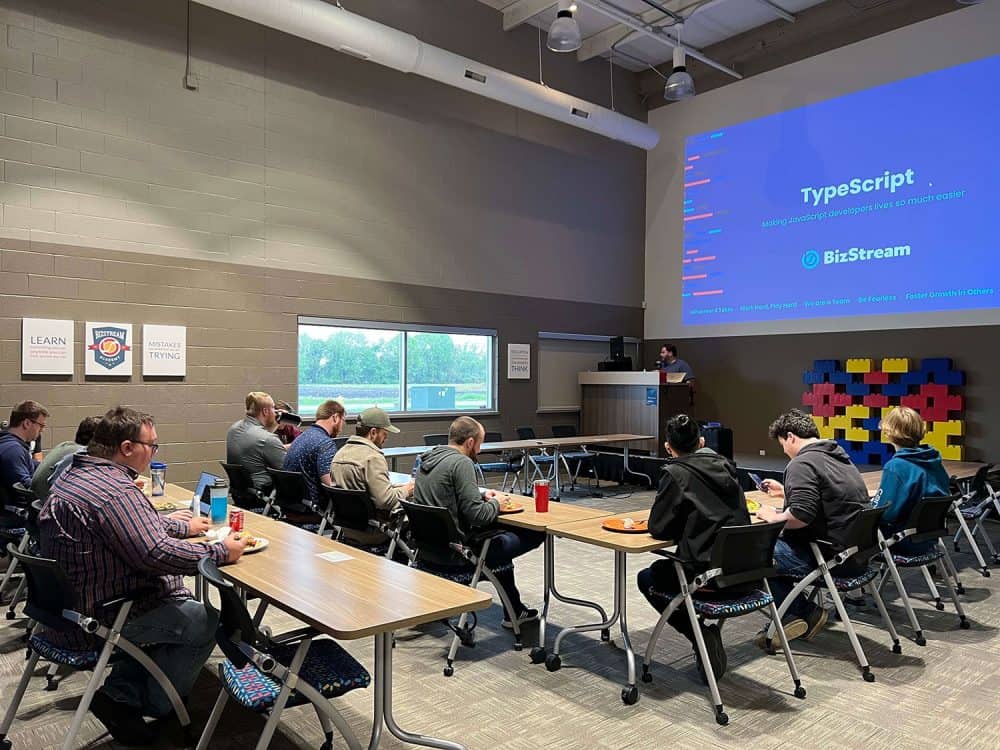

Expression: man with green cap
xmin=329 ymin=407 xmax=414 ymax=545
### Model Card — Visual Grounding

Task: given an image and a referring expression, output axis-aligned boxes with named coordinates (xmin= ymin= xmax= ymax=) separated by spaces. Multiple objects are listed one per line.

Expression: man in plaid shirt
xmin=40 ymin=406 xmax=247 ymax=745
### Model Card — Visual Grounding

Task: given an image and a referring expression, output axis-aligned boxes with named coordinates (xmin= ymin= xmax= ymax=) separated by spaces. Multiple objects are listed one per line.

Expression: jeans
xmin=100 ymin=598 xmax=218 ymax=718
xmin=636 ymin=561 xmax=746 ymax=643
xmin=481 ymin=528 xmax=545 ymax=613
xmin=769 ymin=540 xmax=819 ymax=619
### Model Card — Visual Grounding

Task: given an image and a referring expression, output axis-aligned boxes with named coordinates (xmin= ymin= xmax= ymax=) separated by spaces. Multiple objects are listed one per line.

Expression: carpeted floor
xmin=1 ymin=482 xmax=998 ymax=749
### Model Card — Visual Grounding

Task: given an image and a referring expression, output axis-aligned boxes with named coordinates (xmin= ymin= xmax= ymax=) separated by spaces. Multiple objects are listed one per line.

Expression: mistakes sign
xmin=142 ymin=324 xmax=186 ymax=376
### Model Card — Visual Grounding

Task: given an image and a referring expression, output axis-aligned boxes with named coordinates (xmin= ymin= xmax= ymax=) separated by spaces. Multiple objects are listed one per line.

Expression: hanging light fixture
xmin=547 ymin=0 xmax=581 ymax=53
xmin=664 ymin=23 xmax=695 ymax=101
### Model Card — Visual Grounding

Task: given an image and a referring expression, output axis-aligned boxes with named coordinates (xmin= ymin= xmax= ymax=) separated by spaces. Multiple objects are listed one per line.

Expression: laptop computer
xmin=191 ymin=471 xmax=221 ymax=514
xmin=659 ymin=371 xmax=686 ymax=384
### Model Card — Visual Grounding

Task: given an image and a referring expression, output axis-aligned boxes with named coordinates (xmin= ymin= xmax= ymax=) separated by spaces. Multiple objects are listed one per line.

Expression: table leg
xmin=552 ymin=447 xmax=562 ymax=499
xmin=623 ymin=446 xmax=651 ymax=487
xmin=369 ymin=632 xmax=466 ymax=750
xmin=615 ymin=551 xmax=638 ymax=704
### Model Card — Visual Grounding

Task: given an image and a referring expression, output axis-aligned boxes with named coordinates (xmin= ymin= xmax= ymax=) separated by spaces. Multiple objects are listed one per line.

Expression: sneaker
xmin=90 ymin=691 xmax=154 ymax=746
xmin=803 ymin=604 xmax=829 ymax=641
xmin=693 ymin=624 xmax=726 ymax=685
xmin=502 ymin=607 xmax=539 ymax=629
xmin=754 ymin=616 xmax=808 ymax=650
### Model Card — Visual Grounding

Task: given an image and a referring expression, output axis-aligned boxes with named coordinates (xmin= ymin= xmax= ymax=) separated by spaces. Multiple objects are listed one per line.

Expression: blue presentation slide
xmin=681 ymin=53 xmax=1000 ymax=326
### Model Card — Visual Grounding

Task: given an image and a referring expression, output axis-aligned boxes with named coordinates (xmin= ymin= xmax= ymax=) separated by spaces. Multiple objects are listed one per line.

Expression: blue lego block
xmin=850 ymin=450 xmax=869 ymax=465
xmin=846 ymin=383 xmax=871 ymax=396
xmin=803 ymin=371 xmax=826 ymax=385
xmin=881 ymin=383 xmax=910 ymax=397
xmin=862 ymin=417 xmax=881 ymax=431
xmin=813 ymin=360 xmax=840 ymax=374
xmin=931 ymin=370 xmax=965 ymax=386
xmin=829 ymin=371 xmax=854 ymax=385
xmin=900 ymin=372 xmax=930 ymax=386
xmin=920 ymin=358 xmax=952 ymax=373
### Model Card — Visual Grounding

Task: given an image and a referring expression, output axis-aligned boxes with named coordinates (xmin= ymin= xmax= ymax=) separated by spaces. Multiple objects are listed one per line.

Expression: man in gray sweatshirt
xmin=413 ymin=416 xmax=543 ymax=626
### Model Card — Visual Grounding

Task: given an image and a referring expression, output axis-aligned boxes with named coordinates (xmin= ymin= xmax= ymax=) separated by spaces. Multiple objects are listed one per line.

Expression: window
xmin=298 ymin=318 xmax=496 ymax=416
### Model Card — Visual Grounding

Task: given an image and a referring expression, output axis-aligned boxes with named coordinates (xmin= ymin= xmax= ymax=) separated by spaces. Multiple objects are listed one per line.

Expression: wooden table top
xmin=384 ymin=434 xmax=654 ymax=459
xmin=493 ymin=495 xmax=613 ymax=531
xmin=548 ymin=509 xmax=668 ymax=553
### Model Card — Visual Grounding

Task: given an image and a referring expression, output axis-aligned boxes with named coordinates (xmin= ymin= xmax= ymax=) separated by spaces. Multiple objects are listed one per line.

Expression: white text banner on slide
xmin=651 ymin=43 xmax=1000 ymax=338
xmin=142 ymin=324 xmax=187 ymax=377
xmin=21 ymin=318 xmax=74 ymax=375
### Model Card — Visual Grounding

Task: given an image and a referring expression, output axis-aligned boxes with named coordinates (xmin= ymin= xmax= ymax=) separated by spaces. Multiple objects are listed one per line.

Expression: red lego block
xmin=923 ymin=407 xmax=949 ymax=423
xmin=863 ymin=371 xmax=890 ymax=385
xmin=830 ymin=393 xmax=854 ymax=407
xmin=901 ymin=395 xmax=926 ymax=411
xmin=802 ymin=391 xmax=818 ymax=406
xmin=814 ymin=383 xmax=835 ymax=396
xmin=812 ymin=404 xmax=836 ymax=417
xmin=945 ymin=394 xmax=964 ymax=412
xmin=863 ymin=394 xmax=890 ymax=408
xmin=919 ymin=383 xmax=949 ymax=400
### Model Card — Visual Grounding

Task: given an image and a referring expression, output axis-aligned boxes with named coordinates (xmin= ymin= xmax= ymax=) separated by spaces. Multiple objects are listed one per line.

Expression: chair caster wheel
xmin=443 ymin=665 xmax=454 ymax=677
xmin=1 ymin=737 xmax=12 ymax=750
xmin=45 ymin=676 xmax=57 ymax=692
xmin=794 ymin=685 xmax=806 ymax=700
xmin=862 ymin=669 xmax=875 ymax=683
xmin=892 ymin=643 xmax=902 ymax=654
xmin=715 ymin=709 xmax=729 ymax=726
xmin=529 ymin=646 xmax=547 ymax=664
xmin=621 ymin=685 xmax=638 ymax=705
xmin=960 ymin=618 xmax=970 ymax=630
xmin=545 ymin=654 xmax=561 ymax=672
xmin=956 ymin=585 xmax=966 ymax=595
xmin=5 ymin=610 xmax=14 ymax=620
xmin=935 ymin=601 xmax=945 ymax=611
xmin=915 ymin=635 xmax=927 ymax=647
xmin=641 ymin=667 xmax=652 ymax=683
xmin=513 ymin=642 xmax=523 ymax=652
xmin=600 ymin=628 xmax=610 ymax=642
xmin=981 ymin=568 xmax=990 ymax=578
xmin=320 ymin=742 xmax=332 ymax=750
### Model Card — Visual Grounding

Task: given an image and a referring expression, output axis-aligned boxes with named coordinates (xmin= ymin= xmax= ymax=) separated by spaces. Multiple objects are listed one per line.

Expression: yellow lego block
xmin=940 ymin=445 xmax=965 ymax=461
xmin=828 ymin=415 xmax=851 ymax=429
xmin=928 ymin=419 xmax=964 ymax=437
xmin=846 ymin=427 xmax=871 ymax=442
xmin=881 ymin=407 xmax=895 ymax=418
xmin=845 ymin=405 xmax=871 ymax=419
xmin=923 ymin=431 xmax=946 ymax=450
xmin=845 ymin=358 xmax=873 ymax=373
xmin=818 ymin=425 xmax=835 ymax=440
xmin=881 ymin=357 xmax=909 ymax=373
xmin=812 ymin=416 xmax=827 ymax=429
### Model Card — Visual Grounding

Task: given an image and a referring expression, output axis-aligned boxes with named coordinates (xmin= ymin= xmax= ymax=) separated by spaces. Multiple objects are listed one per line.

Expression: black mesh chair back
xmin=400 ymin=500 xmax=465 ymax=567
xmin=266 ymin=468 xmax=307 ymax=508
xmin=966 ymin=464 xmax=994 ymax=499
xmin=551 ymin=425 xmax=578 ymax=438
xmin=198 ymin=557 xmax=259 ymax=669
xmin=842 ymin=507 xmax=888 ymax=566
xmin=484 ymin=432 xmax=502 ymax=443
xmin=24 ymin=498 xmax=43 ymax=541
xmin=516 ymin=426 xmax=537 ymax=440
xmin=220 ymin=462 xmax=260 ymax=508
xmin=708 ymin=521 xmax=784 ymax=589
xmin=908 ymin=495 xmax=959 ymax=545
xmin=6 ymin=543 xmax=76 ymax=632
xmin=9 ymin=482 xmax=34 ymax=509
xmin=423 ymin=434 xmax=449 ymax=446
xmin=334 ymin=436 xmax=349 ymax=449
xmin=318 ymin=485 xmax=374 ymax=534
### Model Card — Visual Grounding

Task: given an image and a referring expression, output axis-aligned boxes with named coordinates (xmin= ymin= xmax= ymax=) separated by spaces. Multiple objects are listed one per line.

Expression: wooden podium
xmin=578 ymin=371 xmax=694 ymax=457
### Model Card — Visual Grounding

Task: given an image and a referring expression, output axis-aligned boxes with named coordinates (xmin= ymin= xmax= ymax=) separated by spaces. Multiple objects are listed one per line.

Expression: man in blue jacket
xmin=872 ymin=406 xmax=951 ymax=555
xmin=0 ymin=400 xmax=49 ymax=496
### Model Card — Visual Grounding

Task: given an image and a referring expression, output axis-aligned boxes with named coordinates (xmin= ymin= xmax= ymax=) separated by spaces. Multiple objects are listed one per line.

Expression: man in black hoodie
xmin=756 ymin=409 xmax=869 ymax=647
xmin=637 ymin=414 xmax=750 ymax=682
xmin=413 ymin=416 xmax=543 ymax=626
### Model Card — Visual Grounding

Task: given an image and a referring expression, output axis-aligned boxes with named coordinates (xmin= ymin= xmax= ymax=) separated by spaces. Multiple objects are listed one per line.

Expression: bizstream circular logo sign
xmin=801 ymin=249 xmax=820 ymax=269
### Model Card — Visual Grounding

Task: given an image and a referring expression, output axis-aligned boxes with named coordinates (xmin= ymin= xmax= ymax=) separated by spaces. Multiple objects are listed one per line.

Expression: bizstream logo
xmin=802 ymin=244 xmax=911 ymax=269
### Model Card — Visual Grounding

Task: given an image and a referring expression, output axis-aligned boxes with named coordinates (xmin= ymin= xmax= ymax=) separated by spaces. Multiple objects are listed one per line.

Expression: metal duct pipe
xmin=193 ymin=0 xmax=660 ymax=150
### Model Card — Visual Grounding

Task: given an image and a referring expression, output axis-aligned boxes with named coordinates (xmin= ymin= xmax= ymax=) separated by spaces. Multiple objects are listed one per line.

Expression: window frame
xmin=298 ymin=316 xmax=499 ymax=418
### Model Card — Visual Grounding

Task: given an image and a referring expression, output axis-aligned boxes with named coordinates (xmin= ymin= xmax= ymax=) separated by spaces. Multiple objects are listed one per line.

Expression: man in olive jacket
xmin=413 ymin=416 xmax=543 ymax=626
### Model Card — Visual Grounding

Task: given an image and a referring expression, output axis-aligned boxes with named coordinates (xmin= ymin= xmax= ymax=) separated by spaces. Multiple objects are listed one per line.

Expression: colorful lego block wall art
xmin=801 ymin=358 xmax=966 ymax=464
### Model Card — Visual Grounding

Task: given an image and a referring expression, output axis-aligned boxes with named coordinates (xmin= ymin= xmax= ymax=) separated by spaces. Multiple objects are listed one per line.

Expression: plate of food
xmin=746 ymin=499 xmax=761 ymax=514
xmin=236 ymin=533 xmax=269 ymax=553
xmin=498 ymin=499 xmax=524 ymax=514
xmin=151 ymin=499 xmax=180 ymax=512
xmin=602 ymin=517 xmax=648 ymax=534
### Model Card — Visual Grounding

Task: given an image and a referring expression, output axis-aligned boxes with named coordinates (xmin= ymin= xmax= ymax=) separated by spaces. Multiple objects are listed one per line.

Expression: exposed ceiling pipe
xmin=193 ymin=0 xmax=659 ymax=150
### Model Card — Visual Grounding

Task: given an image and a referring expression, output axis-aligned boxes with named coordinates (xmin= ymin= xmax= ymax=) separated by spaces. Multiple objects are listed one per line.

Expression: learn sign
xmin=21 ymin=318 xmax=74 ymax=375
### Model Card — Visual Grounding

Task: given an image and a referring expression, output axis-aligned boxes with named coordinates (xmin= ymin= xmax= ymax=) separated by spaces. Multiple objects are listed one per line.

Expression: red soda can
xmin=230 ymin=509 xmax=244 ymax=532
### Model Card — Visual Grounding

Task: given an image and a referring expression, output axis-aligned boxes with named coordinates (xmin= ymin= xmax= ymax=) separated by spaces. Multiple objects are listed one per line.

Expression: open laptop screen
xmin=192 ymin=472 xmax=221 ymax=512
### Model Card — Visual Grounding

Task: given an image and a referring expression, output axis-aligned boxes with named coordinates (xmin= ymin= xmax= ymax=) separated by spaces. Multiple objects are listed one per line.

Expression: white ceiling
xmin=477 ymin=0 xmax=830 ymax=72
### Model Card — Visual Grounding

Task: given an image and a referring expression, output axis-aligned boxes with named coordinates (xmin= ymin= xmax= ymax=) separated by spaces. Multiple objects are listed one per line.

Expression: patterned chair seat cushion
xmin=528 ymin=455 xmax=555 ymax=464
xmin=221 ymin=638 xmax=370 ymax=712
xmin=959 ymin=503 xmax=991 ymax=520
xmin=647 ymin=587 xmax=773 ymax=618
xmin=414 ymin=559 xmax=514 ymax=585
xmin=560 ymin=452 xmax=593 ymax=462
xmin=827 ymin=567 xmax=879 ymax=591
xmin=892 ymin=549 xmax=944 ymax=567
xmin=29 ymin=635 xmax=100 ymax=669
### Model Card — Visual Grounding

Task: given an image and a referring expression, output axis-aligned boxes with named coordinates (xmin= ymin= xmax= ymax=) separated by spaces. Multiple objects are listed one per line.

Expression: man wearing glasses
xmin=0 ymin=400 xmax=49 ymax=495
xmin=40 ymin=406 xmax=247 ymax=744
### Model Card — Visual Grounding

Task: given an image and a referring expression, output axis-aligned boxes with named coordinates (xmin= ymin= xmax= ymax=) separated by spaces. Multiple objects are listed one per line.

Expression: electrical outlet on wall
xmin=759 ymin=449 xmax=766 ymax=456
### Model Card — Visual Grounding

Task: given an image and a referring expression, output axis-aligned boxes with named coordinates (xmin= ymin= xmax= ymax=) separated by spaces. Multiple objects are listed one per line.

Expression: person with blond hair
xmin=226 ymin=391 xmax=286 ymax=492
xmin=872 ymin=406 xmax=951 ymax=555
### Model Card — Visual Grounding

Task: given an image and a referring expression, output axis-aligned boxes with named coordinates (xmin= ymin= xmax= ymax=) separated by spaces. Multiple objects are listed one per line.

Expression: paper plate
xmin=498 ymin=502 xmax=524 ymax=515
xmin=602 ymin=518 xmax=648 ymax=534
xmin=241 ymin=536 xmax=269 ymax=554
xmin=747 ymin=499 xmax=761 ymax=514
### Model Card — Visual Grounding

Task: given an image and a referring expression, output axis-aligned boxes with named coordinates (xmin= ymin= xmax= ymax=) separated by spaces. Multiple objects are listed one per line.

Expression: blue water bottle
xmin=210 ymin=478 xmax=229 ymax=525
xmin=412 ymin=455 xmax=422 ymax=477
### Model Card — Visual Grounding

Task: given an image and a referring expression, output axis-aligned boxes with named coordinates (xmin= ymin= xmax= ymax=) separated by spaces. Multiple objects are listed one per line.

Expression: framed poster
xmin=85 ymin=322 xmax=133 ymax=376
xmin=142 ymin=324 xmax=186 ymax=376
xmin=21 ymin=318 xmax=74 ymax=375
xmin=507 ymin=343 xmax=530 ymax=380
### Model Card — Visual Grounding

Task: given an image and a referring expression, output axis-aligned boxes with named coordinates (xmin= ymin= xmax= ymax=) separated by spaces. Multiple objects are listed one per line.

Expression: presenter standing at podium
xmin=656 ymin=344 xmax=694 ymax=382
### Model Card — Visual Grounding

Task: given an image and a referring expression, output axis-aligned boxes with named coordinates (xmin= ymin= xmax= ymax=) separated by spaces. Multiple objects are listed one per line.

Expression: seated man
xmin=283 ymin=399 xmax=345 ymax=510
xmin=413 ymin=416 xmax=542 ymax=626
xmin=756 ymin=409 xmax=869 ymax=646
xmin=226 ymin=391 xmax=286 ymax=494
xmin=330 ymin=407 xmax=413 ymax=546
xmin=40 ymin=406 xmax=246 ymax=745
xmin=637 ymin=414 xmax=749 ymax=682
xmin=872 ymin=406 xmax=950 ymax=555
xmin=31 ymin=415 xmax=101 ymax=501
xmin=0 ymin=400 xmax=48 ymax=496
